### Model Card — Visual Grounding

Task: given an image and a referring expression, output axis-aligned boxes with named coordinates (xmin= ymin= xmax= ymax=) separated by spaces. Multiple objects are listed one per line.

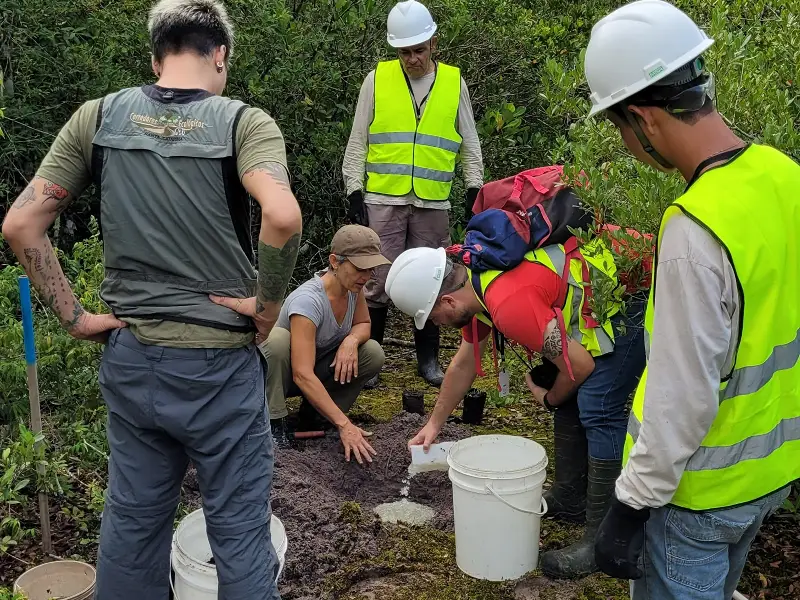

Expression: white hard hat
xmin=584 ymin=0 xmax=714 ymax=116
xmin=386 ymin=0 xmax=437 ymax=48
xmin=385 ymin=247 xmax=447 ymax=329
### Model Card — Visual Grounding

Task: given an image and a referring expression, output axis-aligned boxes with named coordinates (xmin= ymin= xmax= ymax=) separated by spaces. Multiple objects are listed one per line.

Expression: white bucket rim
xmin=14 ymin=560 xmax=97 ymax=598
xmin=172 ymin=508 xmax=288 ymax=574
xmin=447 ymin=434 xmax=548 ymax=480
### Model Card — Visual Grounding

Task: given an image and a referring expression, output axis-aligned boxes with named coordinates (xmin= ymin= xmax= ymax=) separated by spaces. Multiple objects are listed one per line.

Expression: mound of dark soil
xmin=271 ymin=412 xmax=469 ymax=599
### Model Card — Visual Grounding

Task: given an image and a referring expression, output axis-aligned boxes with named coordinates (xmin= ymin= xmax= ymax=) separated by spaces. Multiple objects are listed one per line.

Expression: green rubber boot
xmin=539 ymin=456 xmax=621 ymax=579
xmin=543 ymin=400 xmax=588 ymax=523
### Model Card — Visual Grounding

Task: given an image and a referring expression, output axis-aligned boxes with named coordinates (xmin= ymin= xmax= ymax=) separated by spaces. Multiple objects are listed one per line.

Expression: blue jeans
xmin=95 ymin=328 xmax=281 ymax=600
xmin=632 ymin=486 xmax=791 ymax=600
xmin=577 ymin=295 xmax=647 ymax=460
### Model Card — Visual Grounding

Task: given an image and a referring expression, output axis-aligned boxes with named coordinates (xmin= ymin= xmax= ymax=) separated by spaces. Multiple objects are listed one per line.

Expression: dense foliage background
xmin=0 ymin=0 xmax=798 ymax=596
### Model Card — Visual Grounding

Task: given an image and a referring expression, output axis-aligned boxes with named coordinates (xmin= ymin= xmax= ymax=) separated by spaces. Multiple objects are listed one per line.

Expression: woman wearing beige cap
xmin=212 ymin=224 xmax=390 ymax=464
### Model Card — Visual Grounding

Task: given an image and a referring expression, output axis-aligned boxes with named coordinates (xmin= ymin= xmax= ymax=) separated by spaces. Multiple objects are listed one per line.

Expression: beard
xmin=450 ymin=307 xmax=474 ymax=329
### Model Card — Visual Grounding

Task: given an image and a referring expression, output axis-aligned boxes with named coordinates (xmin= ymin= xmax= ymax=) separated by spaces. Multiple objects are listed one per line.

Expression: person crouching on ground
xmin=385 ymin=240 xmax=647 ymax=579
xmin=213 ymin=225 xmax=388 ymax=465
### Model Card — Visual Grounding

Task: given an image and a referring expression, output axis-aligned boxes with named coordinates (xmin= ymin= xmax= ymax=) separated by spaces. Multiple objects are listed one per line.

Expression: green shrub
xmin=2 ymin=0 xmax=618 ymax=277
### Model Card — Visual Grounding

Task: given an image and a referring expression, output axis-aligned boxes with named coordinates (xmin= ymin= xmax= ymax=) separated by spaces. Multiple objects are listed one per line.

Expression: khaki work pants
xmin=364 ymin=204 xmax=450 ymax=308
xmin=262 ymin=327 xmax=385 ymax=419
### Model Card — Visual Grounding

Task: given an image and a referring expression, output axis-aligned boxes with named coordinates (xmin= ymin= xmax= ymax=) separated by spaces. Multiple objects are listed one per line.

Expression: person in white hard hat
xmin=385 ymin=238 xmax=650 ymax=580
xmin=342 ymin=0 xmax=484 ymax=390
xmin=582 ymin=1 xmax=800 ymax=597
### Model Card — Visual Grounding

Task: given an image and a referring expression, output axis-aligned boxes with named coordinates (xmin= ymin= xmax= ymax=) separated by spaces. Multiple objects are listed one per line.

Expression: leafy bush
xmin=0 ymin=220 xmax=106 ymax=423
xmin=0 ymin=0 xmax=797 ymax=593
xmin=2 ymin=0 xmax=621 ymax=276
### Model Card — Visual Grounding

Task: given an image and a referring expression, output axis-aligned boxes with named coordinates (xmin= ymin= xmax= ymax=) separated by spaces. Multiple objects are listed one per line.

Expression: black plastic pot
xmin=462 ymin=388 xmax=487 ymax=425
xmin=402 ymin=389 xmax=425 ymax=415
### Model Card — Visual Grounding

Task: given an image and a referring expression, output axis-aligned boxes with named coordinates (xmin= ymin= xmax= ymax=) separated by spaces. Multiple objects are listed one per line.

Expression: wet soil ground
xmin=270 ymin=412 xmax=470 ymax=599
xmin=183 ymin=411 xmax=470 ymax=599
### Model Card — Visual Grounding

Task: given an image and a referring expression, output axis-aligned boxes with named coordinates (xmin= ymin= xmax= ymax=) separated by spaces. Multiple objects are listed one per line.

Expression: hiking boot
xmin=414 ymin=320 xmax=444 ymax=387
xmin=540 ymin=456 xmax=622 ymax=579
xmin=543 ymin=400 xmax=588 ymax=523
xmin=365 ymin=306 xmax=388 ymax=389
xmin=270 ymin=417 xmax=291 ymax=450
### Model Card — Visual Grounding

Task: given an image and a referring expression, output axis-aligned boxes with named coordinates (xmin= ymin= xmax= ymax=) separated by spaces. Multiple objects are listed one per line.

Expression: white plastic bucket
xmin=14 ymin=560 xmax=96 ymax=600
xmin=447 ymin=434 xmax=548 ymax=581
xmin=170 ymin=508 xmax=287 ymax=600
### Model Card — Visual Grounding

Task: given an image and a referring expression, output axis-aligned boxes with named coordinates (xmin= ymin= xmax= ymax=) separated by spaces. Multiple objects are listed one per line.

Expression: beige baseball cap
xmin=330 ymin=225 xmax=391 ymax=270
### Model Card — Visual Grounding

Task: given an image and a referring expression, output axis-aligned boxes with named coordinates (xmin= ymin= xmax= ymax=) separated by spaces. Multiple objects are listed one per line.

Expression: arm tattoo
xmin=22 ymin=243 xmax=84 ymax=329
xmin=42 ymin=182 xmax=71 ymax=214
xmin=542 ymin=320 xmax=564 ymax=361
xmin=256 ymin=234 xmax=301 ymax=311
xmin=11 ymin=183 xmax=36 ymax=211
xmin=245 ymin=162 xmax=292 ymax=193
xmin=10 ymin=179 xmax=71 ymax=214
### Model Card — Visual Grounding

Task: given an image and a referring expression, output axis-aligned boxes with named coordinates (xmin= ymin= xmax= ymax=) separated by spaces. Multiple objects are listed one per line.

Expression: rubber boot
xmin=543 ymin=400 xmax=588 ymax=523
xmin=539 ymin=456 xmax=622 ymax=579
xmin=414 ymin=320 xmax=445 ymax=387
xmin=364 ymin=306 xmax=388 ymax=389
xmin=270 ymin=417 xmax=291 ymax=450
xmin=295 ymin=398 xmax=329 ymax=432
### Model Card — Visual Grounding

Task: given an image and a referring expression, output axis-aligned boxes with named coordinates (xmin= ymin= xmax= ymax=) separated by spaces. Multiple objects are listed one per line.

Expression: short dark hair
xmin=438 ymin=260 xmax=468 ymax=298
xmin=148 ymin=0 xmax=235 ymax=63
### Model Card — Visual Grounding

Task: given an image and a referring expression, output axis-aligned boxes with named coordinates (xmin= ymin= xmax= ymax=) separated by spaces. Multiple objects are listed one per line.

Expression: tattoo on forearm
xmin=542 ymin=321 xmax=564 ymax=361
xmin=22 ymin=242 xmax=84 ymax=329
xmin=256 ymin=234 xmax=301 ymax=311
xmin=245 ymin=162 xmax=292 ymax=193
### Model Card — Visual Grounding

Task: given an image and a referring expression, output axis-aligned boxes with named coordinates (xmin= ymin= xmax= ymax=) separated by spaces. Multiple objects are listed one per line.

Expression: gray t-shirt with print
xmin=276 ymin=272 xmax=357 ymax=355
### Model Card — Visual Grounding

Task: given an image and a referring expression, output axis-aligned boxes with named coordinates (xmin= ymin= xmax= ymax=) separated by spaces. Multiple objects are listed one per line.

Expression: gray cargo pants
xmin=95 ymin=328 xmax=280 ymax=600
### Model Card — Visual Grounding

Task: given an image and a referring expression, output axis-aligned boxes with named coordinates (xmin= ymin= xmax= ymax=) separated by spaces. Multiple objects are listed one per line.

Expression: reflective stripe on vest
xmin=366 ymin=60 xmax=462 ymax=201
xmin=470 ymin=238 xmax=619 ymax=357
xmin=623 ymin=144 xmax=800 ymax=511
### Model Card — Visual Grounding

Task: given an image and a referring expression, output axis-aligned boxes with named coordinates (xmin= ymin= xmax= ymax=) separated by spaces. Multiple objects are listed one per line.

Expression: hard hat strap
xmin=623 ymin=110 xmax=674 ymax=170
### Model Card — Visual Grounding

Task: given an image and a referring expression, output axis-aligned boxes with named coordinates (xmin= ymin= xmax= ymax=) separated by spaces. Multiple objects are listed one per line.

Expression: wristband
xmin=542 ymin=392 xmax=557 ymax=412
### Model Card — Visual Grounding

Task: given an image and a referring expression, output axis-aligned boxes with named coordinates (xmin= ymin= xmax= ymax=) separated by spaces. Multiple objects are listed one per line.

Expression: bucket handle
xmin=170 ymin=570 xmax=180 ymax=600
xmin=485 ymin=483 xmax=549 ymax=516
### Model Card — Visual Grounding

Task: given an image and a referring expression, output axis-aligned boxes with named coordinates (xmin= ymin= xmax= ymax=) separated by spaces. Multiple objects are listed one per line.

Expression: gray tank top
xmin=276 ymin=271 xmax=357 ymax=355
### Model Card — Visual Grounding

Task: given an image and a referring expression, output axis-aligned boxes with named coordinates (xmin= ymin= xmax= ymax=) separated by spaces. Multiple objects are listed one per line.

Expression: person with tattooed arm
xmin=1 ymin=1 xmax=299 ymax=599
xmin=385 ymin=240 xmax=647 ymax=579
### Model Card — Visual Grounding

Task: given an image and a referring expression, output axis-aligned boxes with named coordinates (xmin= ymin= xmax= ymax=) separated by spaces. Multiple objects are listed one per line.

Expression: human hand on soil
xmin=339 ymin=421 xmax=377 ymax=465
xmin=331 ymin=335 xmax=359 ymax=383
xmin=408 ymin=421 xmax=441 ymax=452
xmin=524 ymin=372 xmax=548 ymax=406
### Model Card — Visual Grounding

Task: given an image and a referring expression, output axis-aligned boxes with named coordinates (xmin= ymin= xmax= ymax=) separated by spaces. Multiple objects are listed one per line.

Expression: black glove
xmin=529 ymin=358 xmax=559 ymax=390
xmin=464 ymin=187 xmax=480 ymax=226
xmin=347 ymin=190 xmax=368 ymax=226
xmin=594 ymin=496 xmax=650 ymax=580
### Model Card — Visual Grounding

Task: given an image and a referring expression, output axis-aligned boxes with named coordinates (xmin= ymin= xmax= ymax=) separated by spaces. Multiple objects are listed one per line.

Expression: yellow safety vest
xmin=623 ymin=144 xmax=800 ymax=511
xmin=469 ymin=238 xmax=622 ymax=357
xmin=366 ymin=60 xmax=462 ymax=201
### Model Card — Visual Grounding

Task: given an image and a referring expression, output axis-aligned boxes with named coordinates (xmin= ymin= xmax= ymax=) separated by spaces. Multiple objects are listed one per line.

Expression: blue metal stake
xmin=18 ymin=275 xmax=53 ymax=554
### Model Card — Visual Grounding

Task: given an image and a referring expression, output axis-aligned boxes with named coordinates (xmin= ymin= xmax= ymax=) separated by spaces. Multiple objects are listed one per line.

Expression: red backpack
xmin=447 ymin=165 xmax=594 ymax=273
